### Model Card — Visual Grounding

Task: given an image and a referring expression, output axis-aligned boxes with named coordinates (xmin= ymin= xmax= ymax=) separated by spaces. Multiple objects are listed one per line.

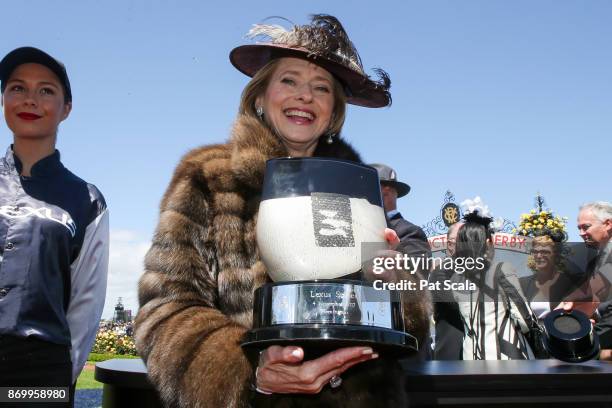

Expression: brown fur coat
xmin=135 ymin=115 xmax=430 ymax=408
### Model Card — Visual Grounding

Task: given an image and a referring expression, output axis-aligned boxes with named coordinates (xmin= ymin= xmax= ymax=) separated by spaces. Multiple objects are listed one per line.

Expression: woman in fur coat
xmin=136 ymin=15 xmax=430 ymax=408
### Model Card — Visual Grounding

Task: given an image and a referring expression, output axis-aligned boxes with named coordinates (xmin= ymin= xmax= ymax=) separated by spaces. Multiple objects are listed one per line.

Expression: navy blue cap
xmin=368 ymin=163 xmax=411 ymax=198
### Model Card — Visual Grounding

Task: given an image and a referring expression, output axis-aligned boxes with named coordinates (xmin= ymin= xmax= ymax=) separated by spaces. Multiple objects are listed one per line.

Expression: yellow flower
xmin=530 ymin=209 xmax=536 ymax=214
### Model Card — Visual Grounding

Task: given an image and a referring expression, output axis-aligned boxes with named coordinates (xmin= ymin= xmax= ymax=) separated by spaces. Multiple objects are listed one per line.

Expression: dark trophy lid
xmin=542 ymin=309 xmax=600 ymax=363
xmin=261 ymin=157 xmax=383 ymax=206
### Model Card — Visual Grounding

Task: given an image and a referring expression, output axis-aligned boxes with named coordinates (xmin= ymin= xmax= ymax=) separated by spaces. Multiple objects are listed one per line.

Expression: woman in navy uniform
xmin=0 ymin=47 xmax=109 ymax=406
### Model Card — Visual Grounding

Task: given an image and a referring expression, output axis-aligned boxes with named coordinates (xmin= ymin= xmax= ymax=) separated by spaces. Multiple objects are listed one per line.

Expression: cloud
xmin=101 ymin=229 xmax=150 ymax=320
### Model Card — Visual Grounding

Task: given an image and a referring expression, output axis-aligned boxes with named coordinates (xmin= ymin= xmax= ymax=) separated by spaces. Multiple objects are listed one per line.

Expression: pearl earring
xmin=256 ymin=106 xmax=264 ymax=119
xmin=326 ymin=133 xmax=335 ymax=144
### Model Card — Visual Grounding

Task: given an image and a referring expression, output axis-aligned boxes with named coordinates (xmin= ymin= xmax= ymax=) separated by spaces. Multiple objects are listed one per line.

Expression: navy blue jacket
xmin=388 ymin=212 xmax=431 ymax=260
xmin=0 ymin=146 xmax=109 ymax=380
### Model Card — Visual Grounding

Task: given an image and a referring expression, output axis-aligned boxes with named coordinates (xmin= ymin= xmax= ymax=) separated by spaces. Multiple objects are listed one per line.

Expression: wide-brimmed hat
xmin=0 ymin=47 xmax=72 ymax=102
xmin=230 ymin=14 xmax=391 ymax=108
xmin=369 ymin=163 xmax=411 ymax=197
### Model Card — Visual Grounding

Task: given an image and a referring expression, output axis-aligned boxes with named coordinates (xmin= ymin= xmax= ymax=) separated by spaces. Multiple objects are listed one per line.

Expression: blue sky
xmin=2 ymin=1 xmax=610 ymax=317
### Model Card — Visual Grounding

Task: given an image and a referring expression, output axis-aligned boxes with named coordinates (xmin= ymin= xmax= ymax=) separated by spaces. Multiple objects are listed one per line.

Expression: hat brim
xmin=0 ymin=47 xmax=71 ymax=101
xmin=382 ymin=180 xmax=411 ymax=198
xmin=230 ymin=44 xmax=390 ymax=108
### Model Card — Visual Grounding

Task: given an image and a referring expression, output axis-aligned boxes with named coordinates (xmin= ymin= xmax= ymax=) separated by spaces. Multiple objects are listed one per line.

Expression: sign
xmin=441 ymin=203 xmax=460 ymax=227
xmin=428 ymin=232 xmax=530 ymax=254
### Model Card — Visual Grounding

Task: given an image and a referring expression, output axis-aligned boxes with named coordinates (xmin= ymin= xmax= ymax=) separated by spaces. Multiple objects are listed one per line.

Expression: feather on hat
xmin=230 ymin=14 xmax=391 ymax=108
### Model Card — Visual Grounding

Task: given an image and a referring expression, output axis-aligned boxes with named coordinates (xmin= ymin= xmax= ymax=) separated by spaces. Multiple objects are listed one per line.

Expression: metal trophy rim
xmin=261 ymin=278 xmax=370 ymax=286
xmin=242 ymin=279 xmax=419 ymax=357
xmin=242 ymin=324 xmax=419 ymax=355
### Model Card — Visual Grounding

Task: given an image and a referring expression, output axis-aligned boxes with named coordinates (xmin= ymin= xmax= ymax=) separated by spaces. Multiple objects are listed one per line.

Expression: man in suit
xmin=430 ymin=221 xmax=465 ymax=359
xmin=369 ymin=163 xmax=431 ymax=261
xmin=369 ymin=163 xmax=433 ymax=360
xmin=577 ymin=201 xmax=612 ymax=352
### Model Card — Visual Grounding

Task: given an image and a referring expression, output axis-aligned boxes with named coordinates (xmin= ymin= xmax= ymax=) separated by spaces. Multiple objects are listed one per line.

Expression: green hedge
xmin=88 ymin=352 xmax=141 ymax=363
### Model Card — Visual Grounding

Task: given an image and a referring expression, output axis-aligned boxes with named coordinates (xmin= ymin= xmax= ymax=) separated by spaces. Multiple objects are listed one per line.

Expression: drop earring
xmin=256 ymin=106 xmax=264 ymax=119
xmin=326 ymin=132 xmax=335 ymax=144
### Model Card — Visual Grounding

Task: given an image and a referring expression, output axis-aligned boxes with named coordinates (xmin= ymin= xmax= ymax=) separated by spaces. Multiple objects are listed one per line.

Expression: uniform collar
xmin=387 ymin=209 xmax=400 ymax=219
xmin=5 ymin=145 xmax=64 ymax=177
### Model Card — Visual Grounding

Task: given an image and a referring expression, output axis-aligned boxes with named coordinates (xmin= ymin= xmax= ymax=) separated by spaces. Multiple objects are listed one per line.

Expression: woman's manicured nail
xmin=361 ymin=348 xmax=374 ymax=355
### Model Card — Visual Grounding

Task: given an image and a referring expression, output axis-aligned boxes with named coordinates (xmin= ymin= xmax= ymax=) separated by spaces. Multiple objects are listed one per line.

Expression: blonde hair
xmin=238 ymin=58 xmax=347 ymax=137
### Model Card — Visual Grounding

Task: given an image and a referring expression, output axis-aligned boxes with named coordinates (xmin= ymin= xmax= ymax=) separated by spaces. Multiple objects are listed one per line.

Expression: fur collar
xmin=229 ymin=114 xmax=362 ymax=190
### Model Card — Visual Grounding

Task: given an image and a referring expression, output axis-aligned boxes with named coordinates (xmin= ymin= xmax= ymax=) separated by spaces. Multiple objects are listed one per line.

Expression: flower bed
xmin=91 ymin=325 xmax=137 ymax=356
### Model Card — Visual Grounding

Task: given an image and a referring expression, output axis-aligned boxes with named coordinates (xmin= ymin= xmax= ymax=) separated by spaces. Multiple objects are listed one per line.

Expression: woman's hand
xmin=255 ymin=345 xmax=378 ymax=394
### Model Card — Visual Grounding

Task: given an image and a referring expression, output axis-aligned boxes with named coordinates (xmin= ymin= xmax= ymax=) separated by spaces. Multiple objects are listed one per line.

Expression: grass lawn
xmin=76 ymin=368 xmax=102 ymax=390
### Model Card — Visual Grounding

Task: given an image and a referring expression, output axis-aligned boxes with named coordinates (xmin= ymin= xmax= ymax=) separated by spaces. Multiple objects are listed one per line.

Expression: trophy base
xmin=241 ymin=279 xmax=420 ymax=359
xmin=242 ymin=324 xmax=418 ymax=358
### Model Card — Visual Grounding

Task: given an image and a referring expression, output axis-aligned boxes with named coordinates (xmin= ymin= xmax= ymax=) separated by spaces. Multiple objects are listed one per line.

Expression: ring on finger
xmin=329 ymin=375 xmax=342 ymax=389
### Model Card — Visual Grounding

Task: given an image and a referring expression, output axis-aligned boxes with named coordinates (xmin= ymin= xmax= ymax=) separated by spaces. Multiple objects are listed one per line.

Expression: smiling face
xmin=2 ymin=63 xmax=71 ymax=142
xmin=531 ymin=242 xmax=555 ymax=272
xmin=578 ymin=209 xmax=612 ymax=248
xmin=255 ymin=58 xmax=335 ymax=157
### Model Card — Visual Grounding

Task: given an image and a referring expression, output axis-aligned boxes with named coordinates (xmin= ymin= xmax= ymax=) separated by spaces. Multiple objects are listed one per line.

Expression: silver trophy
xmin=241 ymin=158 xmax=418 ymax=358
